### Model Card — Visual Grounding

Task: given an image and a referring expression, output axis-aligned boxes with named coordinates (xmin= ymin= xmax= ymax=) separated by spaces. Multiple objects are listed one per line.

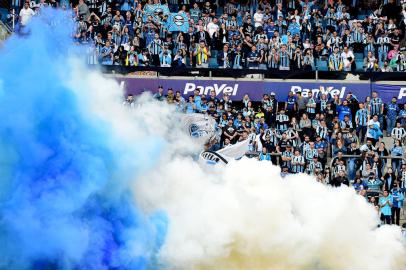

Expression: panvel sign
xmin=372 ymin=84 xmax=406 ymax=103
xmin=119 ymin=77 xmax=390 ymax=101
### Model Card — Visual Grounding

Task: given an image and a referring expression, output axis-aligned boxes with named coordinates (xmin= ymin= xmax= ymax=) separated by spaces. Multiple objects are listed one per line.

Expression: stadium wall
xmin=114 ymin=76 xmax=406 ymax=102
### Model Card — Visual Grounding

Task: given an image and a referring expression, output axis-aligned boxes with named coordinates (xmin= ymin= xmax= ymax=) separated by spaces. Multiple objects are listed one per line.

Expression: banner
xmin=118 ymin=77 xmax=376 ymax=101
xmin=143 ymin=4 xmax=170 ymax=22
xmin=372 ymin=83 xmax=406 ymax=103
xmin=167 ymin=13 xmax=189 ymax=33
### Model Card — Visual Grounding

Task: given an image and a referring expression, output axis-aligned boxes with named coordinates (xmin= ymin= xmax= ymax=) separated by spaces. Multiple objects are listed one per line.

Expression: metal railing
xmin=0 ymin=20 xmax=12 ymax=42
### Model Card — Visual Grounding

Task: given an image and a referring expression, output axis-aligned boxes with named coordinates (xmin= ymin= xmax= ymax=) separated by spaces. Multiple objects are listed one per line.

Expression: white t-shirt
xmin=206 ymin=22 xmax=219 ymax=38
xmin=19 ymin=7 xmax=35 ymax=26
xmin=341 ymin=51 xmax=354 ymax=69
xmin=253 ymin=12 xmax=264 ymax=27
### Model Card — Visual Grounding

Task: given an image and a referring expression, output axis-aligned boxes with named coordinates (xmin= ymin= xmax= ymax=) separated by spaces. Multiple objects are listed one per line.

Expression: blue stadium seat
xmin=354 ymin=53 xmax=364 ymax=60
xmin=357 ymin=15 xmax=367 ymax=20
xmin=355 ymin=60 xmax=364 ymax=71
xmin=0 ymin=8 xmax=8 ymax=23
xmin=209 ymin=58 xmax=218 ymax=68
xmin=316 ymin=59 xmax=328 ymax=71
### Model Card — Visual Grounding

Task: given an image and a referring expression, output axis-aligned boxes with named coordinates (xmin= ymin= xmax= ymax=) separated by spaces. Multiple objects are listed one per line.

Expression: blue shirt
xmin=247 ymin=51 xmax=259 ymax=67
xmin=286 ymin=96 xmax=296 ymax=110
xmin=356 ymin=109 xmax=368 ymax=126
xmin=387 ymin=103 xmax=399 ymax=120
xmin=259 ymin=153 xmax=271 ymax=161
xmin=391 ymin=189 xmax=404 ymax=208
xmin=337 ymin=105 xmax=352 ymax=121
xmin=315 ymin=141 xmax=327 ymax=149
xmin=186 ymin=102 xmax=195 ymax=114
xmin=366 ymin=179 xmax=382 ymax=191
xmin=287 ymin=23 xmax=300 ymax=36
xmin=194 ymin=95 xmax=202 ymax=111
xmin=379 ymin=195 xmax=393 ymax=216
xmin=264 ymin=25 xmax=276 ymax=39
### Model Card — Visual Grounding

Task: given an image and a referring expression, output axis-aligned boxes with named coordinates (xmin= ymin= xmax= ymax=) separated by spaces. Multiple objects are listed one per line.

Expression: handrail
xmin=0 ymin=20 xmax=12 ymax=33
xmin=0 ymin=20 xmax=12 ymax=42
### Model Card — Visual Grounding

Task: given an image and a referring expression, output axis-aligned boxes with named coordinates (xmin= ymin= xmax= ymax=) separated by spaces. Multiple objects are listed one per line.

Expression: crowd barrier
xmin=108 ymin=72 xmax=406 ymax=103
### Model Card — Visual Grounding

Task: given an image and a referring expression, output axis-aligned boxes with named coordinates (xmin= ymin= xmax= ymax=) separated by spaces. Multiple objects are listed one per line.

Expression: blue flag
xmin=143 ymin=4 xmax=170 ymax=22
xmin=167 ymin=13 xmax=189 ymax=33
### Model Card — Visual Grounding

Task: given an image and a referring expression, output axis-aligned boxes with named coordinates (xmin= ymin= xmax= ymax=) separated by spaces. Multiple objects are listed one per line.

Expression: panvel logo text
xmin=397 ymin=87 xmax=406 ymax=100
xmin=290 ymin=85 xmax=348 ymax=98
xmin=184 ymin=83 xmax=239 ymax=96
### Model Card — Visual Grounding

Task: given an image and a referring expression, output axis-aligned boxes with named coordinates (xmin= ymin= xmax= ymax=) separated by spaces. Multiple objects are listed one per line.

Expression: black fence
xmin=95 ymin=65 xmax=406 ymax=81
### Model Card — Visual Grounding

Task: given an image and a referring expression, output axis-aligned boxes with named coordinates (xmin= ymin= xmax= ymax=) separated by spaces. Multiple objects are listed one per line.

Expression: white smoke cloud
xmin=136 ymin=158 xmax=406 ymax=270
xmin=63 ymin=59 xmax=406 ymax=270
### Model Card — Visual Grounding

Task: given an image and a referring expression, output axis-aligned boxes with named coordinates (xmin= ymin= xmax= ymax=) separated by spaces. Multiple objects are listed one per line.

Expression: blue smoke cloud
xmin=0 ymin=9 xmax=167 ymax=270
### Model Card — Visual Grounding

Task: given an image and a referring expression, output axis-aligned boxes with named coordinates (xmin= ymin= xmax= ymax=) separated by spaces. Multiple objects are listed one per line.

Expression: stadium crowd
xmin=123 ymin=86 xmax=406 ymax=225
xmin=8 ymin=0 xmax=406 ymax=71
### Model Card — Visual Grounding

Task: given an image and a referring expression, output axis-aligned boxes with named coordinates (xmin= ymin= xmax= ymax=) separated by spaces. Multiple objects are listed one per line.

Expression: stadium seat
xmin=0 ymin=8 xmax=8 ymax=23
xmin=355 ymin=60 xmax=364 ymax=71
xmin=316 ymin=59 xmax=328 ymax=71
xmin=209 ymin=58 xmax=218 ymax=68
xmin=354 ymin=53 xmax=364 ymax=60
xmin=357 ymin=15 xmax=367 ymax=20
